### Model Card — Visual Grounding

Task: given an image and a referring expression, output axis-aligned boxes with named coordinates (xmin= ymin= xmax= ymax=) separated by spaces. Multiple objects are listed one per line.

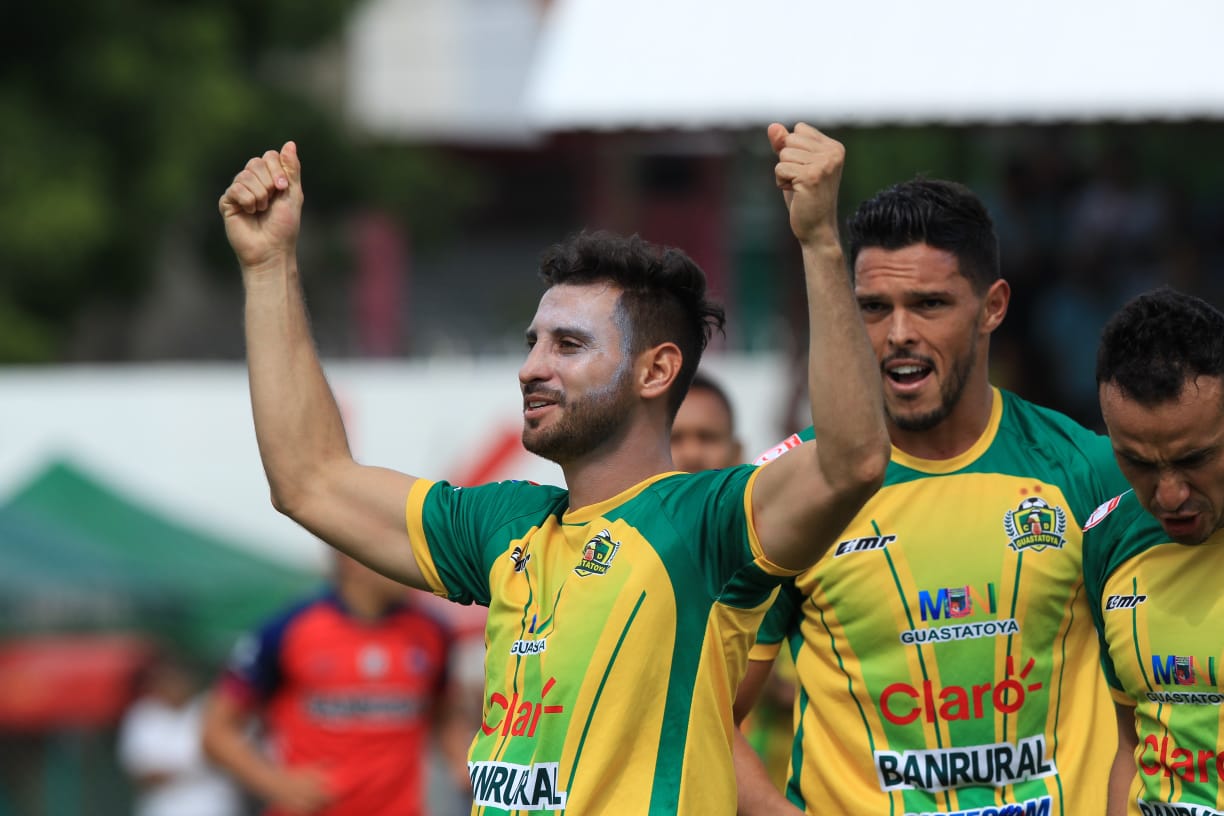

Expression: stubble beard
xmin=888 ymin=342 xmax=977 ymax=433
xmin=522 ymin=361 xmax=637 ymax=465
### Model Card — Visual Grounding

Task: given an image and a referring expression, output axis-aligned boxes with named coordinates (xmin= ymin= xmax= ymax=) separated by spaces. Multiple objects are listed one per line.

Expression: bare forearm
xmin=1108 ymin=704 xmax=1138 ymax=816
xmin=202 ymin=712 xmax=285 ymax=803
xmin=734 ymin=729 xmax=801 ymax=815
xmin=801 ymin=234 xmax=888 ymax=491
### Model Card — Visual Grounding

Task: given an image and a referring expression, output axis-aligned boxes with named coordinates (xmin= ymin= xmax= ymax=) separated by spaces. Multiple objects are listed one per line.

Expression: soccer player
xmin=670 ymin=371 xmax=743 ymax=472
xmin=734 ymin=178 xmax=1131 ymax=815
xmin=1083 ymin=288 xmax=1224 ymax=816
xmin=201 ymin=553 xmax=466 ymax=816
xmin=217 ymin=124 xmax=889 ymax=815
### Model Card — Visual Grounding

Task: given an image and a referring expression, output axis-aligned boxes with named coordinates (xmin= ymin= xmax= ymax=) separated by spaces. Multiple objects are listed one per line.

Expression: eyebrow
xmin=524 ymin=326 xmax=597 ymax=343
xmin=1117 ymin=445 xmax=1218 ymax=467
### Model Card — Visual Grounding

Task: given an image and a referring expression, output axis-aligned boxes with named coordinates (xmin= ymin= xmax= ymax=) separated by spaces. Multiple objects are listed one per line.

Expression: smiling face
xmin=1100 ymin=375 xmax=1224 ymax=545
xmin=518 ymin=283 xmax=638 ymax=465
xmin=854 ymin=243 xmax=1006 ymax=437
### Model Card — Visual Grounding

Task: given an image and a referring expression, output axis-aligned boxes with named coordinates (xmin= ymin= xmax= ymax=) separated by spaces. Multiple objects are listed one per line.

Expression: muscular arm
xmin=201 ymin=689 xmax=333 ymax=814
xmin=1107 ymin=703 xmax=1138 ymax=816
xmin=752 ymin=124 xmax=889 ymax=571
xmin=220 ymin=143 xmax=425 ymax=588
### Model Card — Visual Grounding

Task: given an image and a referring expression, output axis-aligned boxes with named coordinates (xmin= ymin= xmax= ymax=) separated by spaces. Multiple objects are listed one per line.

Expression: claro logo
xmin=881 ymin=657 xmax=1042 ymax=725
xmin=482 ymin=677 xmax=564 ymax=737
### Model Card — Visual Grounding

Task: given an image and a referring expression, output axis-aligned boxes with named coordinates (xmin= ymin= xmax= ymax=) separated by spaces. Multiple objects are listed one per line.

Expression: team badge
xmin=574 ymin=529 xmax=621 ymax=577
xmin=1003 ymin=496 xmax=1067 ymax=552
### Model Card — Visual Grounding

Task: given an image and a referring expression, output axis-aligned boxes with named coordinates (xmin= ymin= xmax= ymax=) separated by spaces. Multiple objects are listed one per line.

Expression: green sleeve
xmin=756 ymin=577 xmax=803 ymax=647
xmin=1082 ymin=490 xmax=1151 ymax=693
xmin=420 ymin=480 xmax=567 ymax=607
xmin=659 ymin=465 xmax=787 ymax=608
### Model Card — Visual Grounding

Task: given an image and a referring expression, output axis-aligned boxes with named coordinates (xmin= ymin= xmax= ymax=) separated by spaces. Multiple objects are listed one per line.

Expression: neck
xmin=560 ymin=423 xmax=675 ymax=510
xmin=336 ymin=582 xmax=396 ymax=621
xmin=891 ymin=381 xmax=996 ymax=462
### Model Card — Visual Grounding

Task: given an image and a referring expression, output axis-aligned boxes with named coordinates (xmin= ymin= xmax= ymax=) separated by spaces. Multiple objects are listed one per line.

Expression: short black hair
xmin=687 ymin=371 xmax=736 ymax=431
xmin=538 ymin=231 xmax=726 ymax=417
xmin=1096 ymin=286 xmax=1224 ymax=406
xmin=846 ymin=178 xmax=1000 ymax=293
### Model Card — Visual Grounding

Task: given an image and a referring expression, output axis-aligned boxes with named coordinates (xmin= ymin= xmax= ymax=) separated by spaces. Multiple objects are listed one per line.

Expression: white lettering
xmin=509 ymin=638 xmax=548 ymax=656
xmin=1145 ymin=692 xmax=1224 ymax=705
xmin=899 ymin=619 xmax=1020 ymax=645
xmin=1138 ymin=798 xmax=1224 ymax=816
xmin=876 ymin=736 xmax=1056 ymax=792
xmin=906 ymin=795 xmax=1052 ymax=816
xmin=469 ymin=761 xmax=567 ymax=811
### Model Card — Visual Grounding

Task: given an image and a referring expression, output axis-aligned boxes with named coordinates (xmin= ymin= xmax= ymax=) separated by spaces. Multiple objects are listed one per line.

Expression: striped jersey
xmin=751 ymin=388 xmax=1129 ymax=816
xmin=406 ymin=467 xmax=793 ymax=815
xmin=1083 ymin=490 xmax=1224 ymax=816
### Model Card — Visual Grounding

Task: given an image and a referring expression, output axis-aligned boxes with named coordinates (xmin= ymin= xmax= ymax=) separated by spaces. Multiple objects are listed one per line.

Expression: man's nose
xmin=1153 ymin=471 xmax=1191 ymax=513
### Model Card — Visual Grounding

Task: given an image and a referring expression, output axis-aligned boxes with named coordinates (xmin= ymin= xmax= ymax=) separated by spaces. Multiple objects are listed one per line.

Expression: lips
xmin=883 ymin=357 xmax=934 ymax=391
xmin=1159 ymin=513 xmax=1202 ymax=542
xmin=522 ymin=388 xmax=562 ymax=418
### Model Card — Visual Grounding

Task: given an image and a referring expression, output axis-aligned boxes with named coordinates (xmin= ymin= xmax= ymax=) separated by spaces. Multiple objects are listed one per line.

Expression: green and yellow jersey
xmin=406 ymin=467 xmax=793 ymax=815
xmin=751 ymin=388 xmax=1128 ymax=816
xmin=1083 ymin=490 xmax=1224 ymax=816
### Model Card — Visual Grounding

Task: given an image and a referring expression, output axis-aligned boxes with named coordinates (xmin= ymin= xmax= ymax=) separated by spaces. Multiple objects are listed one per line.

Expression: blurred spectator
xmin=669 ymin=371 xmax=743 ymax=472
xmin=202 ymin=552 xmax=469 ymax=816
xmin=117 ymin=647 xmax=244 ymax=816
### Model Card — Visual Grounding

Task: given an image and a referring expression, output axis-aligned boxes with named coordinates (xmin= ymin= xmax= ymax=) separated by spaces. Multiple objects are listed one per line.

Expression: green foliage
xmin=0 ymin=0 xmax=476 ymax=361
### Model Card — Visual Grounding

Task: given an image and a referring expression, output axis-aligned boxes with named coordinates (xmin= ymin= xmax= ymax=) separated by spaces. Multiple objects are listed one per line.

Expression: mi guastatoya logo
xmin=574 ymin=529 xmax=621 ymax=578
xmin=1003 ymin=496 xmax=1067 ymax=552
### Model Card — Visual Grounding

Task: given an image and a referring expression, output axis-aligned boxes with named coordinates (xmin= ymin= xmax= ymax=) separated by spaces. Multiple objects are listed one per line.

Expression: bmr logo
xmin=482 ymin=677 xmax=564 ymax=737
xmin=508 ymin=546 xmax=531 ymax=573
xmin=834 ymin=534 xmax=895 ymax=557
xmin=1105 ymin=594 xmax=1148 ymax=610
xmin=919 ymin=583 xmax=997 ymax=621
xmin=1151 ymin=655 xmax=1218 ymax=687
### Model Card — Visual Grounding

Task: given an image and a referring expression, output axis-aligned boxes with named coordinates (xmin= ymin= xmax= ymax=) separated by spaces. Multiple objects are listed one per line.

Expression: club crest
xmin=574 ymin=529 xmax=621 ymax=578
xmin=1003 ymin=496 xmax=1067 ymax=552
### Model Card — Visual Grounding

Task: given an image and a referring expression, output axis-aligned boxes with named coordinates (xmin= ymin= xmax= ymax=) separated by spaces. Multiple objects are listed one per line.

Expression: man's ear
xmin=981 ymin=278 xmax=1011 ymax=334
xmin=639 ymin=343 xmax=682 ymax=402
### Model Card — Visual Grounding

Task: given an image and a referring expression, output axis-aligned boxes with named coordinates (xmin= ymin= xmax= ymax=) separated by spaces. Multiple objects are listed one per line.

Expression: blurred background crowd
xmin=3 ymin=0 xmax=1223 ymax=813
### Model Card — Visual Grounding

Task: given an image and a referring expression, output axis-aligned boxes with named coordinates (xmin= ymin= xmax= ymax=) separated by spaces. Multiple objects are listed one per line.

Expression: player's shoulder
xmin=998 ymin=389 xmax=1119 ymax=475
xmin=999 ymin=389 xmax=1105 ymax=448
xmin=1083 ymin=489 xmax=1157 ymax=539
xmin=429 ymin=478 xmax=570 ymax=517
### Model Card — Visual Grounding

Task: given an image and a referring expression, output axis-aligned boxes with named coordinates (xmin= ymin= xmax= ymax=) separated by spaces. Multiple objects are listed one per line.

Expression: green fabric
xmin=0 ymin=459 xmax=319 ymax=659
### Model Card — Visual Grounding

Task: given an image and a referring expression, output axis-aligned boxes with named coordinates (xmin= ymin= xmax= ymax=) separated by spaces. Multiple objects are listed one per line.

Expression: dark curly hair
xmin=1096 ymin=287 xmax=1224 ymax=406
xmin=846 ymin=178 xmax=1000 ymax=293
xmin=538 ymin=231 xmax=726 ymax=418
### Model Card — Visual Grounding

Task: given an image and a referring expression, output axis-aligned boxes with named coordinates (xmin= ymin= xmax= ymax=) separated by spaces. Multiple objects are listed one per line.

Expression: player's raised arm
xmin=219 ymin=142 xmax=424 ymax=588
xmin=751 ymin=124 xmax=889 ymax=571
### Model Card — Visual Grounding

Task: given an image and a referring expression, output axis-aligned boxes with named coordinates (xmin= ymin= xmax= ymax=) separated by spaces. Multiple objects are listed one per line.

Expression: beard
xmin=887 ymin=342 xmax=977 ymax=433
xmin=522 ymin=360 xmax=637 ymax=464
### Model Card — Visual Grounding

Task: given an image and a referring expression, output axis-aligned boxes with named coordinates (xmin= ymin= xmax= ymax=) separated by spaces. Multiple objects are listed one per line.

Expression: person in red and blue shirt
xmin=203 ymin=552 xmax=469 ymax=816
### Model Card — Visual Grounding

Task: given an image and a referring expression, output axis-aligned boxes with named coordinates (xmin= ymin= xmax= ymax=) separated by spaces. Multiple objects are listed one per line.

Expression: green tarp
xmin=0 ymin=460 xmax=321 ymax=660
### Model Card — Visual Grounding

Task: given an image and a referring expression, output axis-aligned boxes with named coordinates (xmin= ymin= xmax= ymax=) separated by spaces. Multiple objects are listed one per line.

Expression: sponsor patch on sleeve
xmin=753 ymin=433 xmax=803 ymax=465
xmin=1083 ymin=493 xmax=1126 ymax=530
